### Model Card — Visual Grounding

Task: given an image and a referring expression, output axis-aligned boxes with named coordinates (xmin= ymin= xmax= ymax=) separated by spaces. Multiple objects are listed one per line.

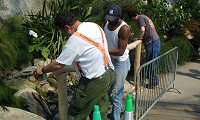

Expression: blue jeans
xmin=145 ymin=39 xmax=161 ymax=85
xmin=145 ymin=39 xmax=161 ymax=62
xmin=109 ymin=57 xmax=130 ymax=120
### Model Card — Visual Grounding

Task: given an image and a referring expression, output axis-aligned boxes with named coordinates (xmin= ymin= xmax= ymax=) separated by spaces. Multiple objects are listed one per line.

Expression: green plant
xmin=121 ymin=0 xmax=191 ymax=36
xmin=0 ymin=77 xmax=25 ymax=109
xmin=24 ymin=0 xmax=142 ymax=59
xmin=184 ymin=0 xmax=200 ymax=22
xmin=24 ymin=0 xmax=102 ymax=59
xmin=139 ymin=0 xmax=191 ymax=35
xmin=0 ymin=16 xmax=33 ymax=70
xmin=161 ymin=36 xmax=194 ymax=65
xmin=24 ymin=0 xmax=65 ymax=59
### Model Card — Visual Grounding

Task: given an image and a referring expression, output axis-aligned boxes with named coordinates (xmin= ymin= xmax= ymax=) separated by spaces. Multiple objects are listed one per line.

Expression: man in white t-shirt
xmin=104 ymin=4 xmax=131 ymax=120
xmin=35 ymin=11 xmax=114 ymax=120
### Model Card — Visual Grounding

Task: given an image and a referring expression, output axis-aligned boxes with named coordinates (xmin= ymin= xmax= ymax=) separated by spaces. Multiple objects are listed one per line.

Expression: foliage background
xmin=0 ymin=0 xmax=199 ymax=71
xmin=0 ymin=0 xmax=199 ymax=113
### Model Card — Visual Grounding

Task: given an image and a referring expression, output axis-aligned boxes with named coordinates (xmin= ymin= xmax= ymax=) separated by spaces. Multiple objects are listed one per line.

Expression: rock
xmin=49 ymin=105 xmax=57 ymax=111
xmin=0 ymin=106 xmax=45 ymax=120
xmin=20 ymin=66 xmax=37 ymax=76
xmin=40 ymin=83 xmax=57 ymax=96
xmin=33 ymin=58 xmax=51 ymax=67
xmin=14 ymin=88 xmax=47 ymax=118
xmin=124 ymin=80 xmax=135 ymax=98
xmin=43 ymin=59 xmax=51 ymax=66
xmin=7 ymin=66 xmax=37 ymax=78
xmin=47 ymin=78 xmax=57 ymax=89
xmin=53 ymin=113 xmax=60 ymax=120
xmin=0 ymin=0 xmax=45 ymax=20
xmin=39 ymin=80 xmax=48 ymax=86
xmin=29 ymin=76 xmax=36 ymax=83
xmin=4 ymin=78 xmax=36 ymax=90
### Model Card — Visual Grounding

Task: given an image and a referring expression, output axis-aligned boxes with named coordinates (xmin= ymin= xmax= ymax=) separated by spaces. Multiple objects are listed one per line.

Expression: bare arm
xmin=140 ymin=26 xmax=145 ymax=40
xmin=35 ymin=60 xmax=65 ymax=76
xmin=109 ymin=25 xmax=130 ymax=56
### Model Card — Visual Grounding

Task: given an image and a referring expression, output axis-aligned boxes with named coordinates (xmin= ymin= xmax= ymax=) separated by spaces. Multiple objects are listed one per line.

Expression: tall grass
xmin=0 ymin=16 xmax=33 ymax=70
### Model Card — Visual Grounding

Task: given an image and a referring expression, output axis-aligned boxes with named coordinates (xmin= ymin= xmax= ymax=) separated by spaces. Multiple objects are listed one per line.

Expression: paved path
xmin=143 ymin=58 xmax=200 ymax=120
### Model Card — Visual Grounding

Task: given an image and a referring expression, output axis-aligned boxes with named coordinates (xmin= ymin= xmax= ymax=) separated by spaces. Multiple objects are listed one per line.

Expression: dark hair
xmin=54 ymin=11 xmax=77 ymax=29
xmin=127 ymin=9 xmax=140 ymax=18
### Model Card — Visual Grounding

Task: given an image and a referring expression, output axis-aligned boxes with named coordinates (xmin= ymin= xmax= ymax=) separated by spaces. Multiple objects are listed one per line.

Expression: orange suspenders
xmin=73 ymin=24 xmax=109 ymax=69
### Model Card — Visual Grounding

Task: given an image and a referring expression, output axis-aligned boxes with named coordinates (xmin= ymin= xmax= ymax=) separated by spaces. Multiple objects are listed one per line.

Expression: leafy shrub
xmin=185 ymin=0 xmax=200 ymax=22
xmin=139 ymin=0 xmax=191 ymax=36
xmin=123 ymin=0 xmax=191 ymax=37
xmin=0 ymin=16 xmax=33 ymax=70
xmin=24 ymin=0 xmax=98 ymax=59
xmin=161 ymin=36 xmax=194 ymax=65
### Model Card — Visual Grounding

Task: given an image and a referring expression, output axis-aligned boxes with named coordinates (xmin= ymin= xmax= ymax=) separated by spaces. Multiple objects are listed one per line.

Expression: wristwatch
xmin=41 ymin=67 xmax=46 ymax=73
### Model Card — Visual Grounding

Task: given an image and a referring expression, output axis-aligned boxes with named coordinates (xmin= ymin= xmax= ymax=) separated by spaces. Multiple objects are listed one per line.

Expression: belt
xmin=81 ymin=67 xmax=110 ymax=80
xmin=95 ymin=67 xmax=110 ymax=79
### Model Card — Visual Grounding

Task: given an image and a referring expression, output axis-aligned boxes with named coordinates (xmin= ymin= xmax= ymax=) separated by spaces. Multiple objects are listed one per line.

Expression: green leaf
xmin=85 ymin=7 xmax=93 ymax=19
xmin=71 ymin=6 xmax=79 ymax=10
xmin=41 ymin=47 xmax=50 ymax=59
xmin=28 ymin=45 xmax=35 ymax=52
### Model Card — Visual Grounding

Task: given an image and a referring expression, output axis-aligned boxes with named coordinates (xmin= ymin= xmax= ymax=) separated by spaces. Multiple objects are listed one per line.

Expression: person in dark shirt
xmin=129 ymin=10 xmax=161 ymax=88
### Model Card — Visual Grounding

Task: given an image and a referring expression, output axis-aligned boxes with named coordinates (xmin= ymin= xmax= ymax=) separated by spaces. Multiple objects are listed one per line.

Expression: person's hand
xmin=35 ymin=67 xmax=43 ymax=77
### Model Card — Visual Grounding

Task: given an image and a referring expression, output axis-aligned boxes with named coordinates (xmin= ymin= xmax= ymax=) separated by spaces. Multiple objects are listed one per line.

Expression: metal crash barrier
xmin=135 ymin=47 xmax=179 ymax=120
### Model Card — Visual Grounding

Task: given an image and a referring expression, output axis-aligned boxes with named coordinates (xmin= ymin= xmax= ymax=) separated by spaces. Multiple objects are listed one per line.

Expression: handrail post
xmin=127 ymin=40 xmax=142 ymax=83
xmin=134 ymin=42 xmax=142 ymax=83
xmin=52 ymin=65 xmax=76 ymax=120
xmin=127 ymin=40 xmax=142 ymax=120
xmin=56 ymin=72 xmax=68 ymax=120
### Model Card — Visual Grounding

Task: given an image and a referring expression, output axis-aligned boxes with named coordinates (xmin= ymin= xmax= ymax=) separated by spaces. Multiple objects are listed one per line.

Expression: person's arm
xmin=140 ymin=26 xmax=145 ymax=40
xmin=109 ymin=25 xmax=130 ymax=56
xmin=35 ymin=60 xmax=65 ymax=77
xmin=138 ymin=15 xmax=146 ymax=40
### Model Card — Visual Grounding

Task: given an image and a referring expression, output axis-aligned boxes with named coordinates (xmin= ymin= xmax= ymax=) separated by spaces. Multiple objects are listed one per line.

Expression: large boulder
xmin=4 ymin=78 xmax=36 ymax=90
xmin=14 ymin=88 xmax=48 ymax=118
xmin=0 ymin=106 xmax=45 ymax=120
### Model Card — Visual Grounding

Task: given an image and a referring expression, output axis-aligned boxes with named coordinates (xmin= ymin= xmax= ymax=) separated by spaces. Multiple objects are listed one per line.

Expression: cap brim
xmin=106 ymin=15 xmax=117 ymax=21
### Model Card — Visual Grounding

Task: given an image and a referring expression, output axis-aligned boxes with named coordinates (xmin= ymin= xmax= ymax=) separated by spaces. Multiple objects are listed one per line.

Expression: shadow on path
xmin=176 ymin=70 xmax=200 ymax=80
xmin=176 ymin=58 xmax=200 ymax=80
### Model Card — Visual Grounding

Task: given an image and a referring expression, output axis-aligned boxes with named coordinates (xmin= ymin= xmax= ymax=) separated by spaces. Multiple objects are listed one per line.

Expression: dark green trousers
xmin=68 ymin=68 xmax=114 ymax=120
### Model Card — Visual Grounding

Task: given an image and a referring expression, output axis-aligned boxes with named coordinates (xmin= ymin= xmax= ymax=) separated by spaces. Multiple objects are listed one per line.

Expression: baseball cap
xmin=106 ymin=4 xmax=122 ymax=21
